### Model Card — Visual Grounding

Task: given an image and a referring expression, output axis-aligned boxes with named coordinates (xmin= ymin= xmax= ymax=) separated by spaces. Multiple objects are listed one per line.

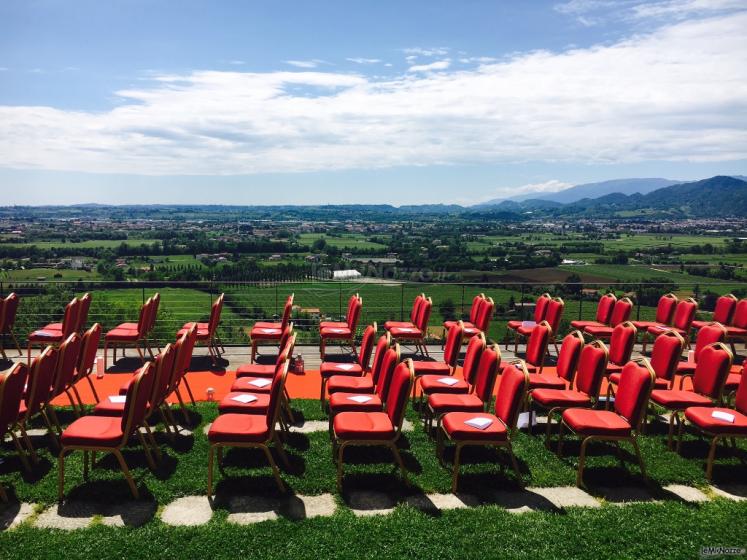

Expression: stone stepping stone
xmin=664 ymin=484 xmax=710 ymax=503
xmin=98 ymin=501 xmax=157 ymax=527
xmin=710 ymin=484 xmax=747 ymax=502
xmin=0 ymin=502 xmax=35 ymax=530
xmin=405 ymin=493 xmax=479 ymax=512
xmin=279 ymin=494 xmax=336 ymax=520
xmin=35 ymin=502 xmax=98 ymax=530
xmin=161 ymin=496 xmax=213 ymax=526
xmin=592 ymin=486 xmax=659 ymax=505
xmin=226 ymin=495 xmax=278 ymax=525
xmin=346 ymin=490 xmax=397 ymax=517
xmin=486 ymin=489 xmax=557 ymax=514
xmin=530 ymin=486 xmax=600 ymax=509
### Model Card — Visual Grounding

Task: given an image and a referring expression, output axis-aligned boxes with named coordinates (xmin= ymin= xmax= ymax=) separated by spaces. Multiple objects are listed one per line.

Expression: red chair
xmin=571 ymin=293 xmax=617 ymax=330
xmin=103 ymin=296 xmax=153 ymax=367
xmin=0 ymin=293 xmax=22 ymax=358
xmin=692 ymin=294 xmax=737 ymax=331
xmin=320 ymin=293 xmax=359 ymax=330
xmin=725 ymin=299 xmax=747 ymax=355
xmin=45 ymin=293 xmax=92 ymax=334
xmin=250 ymin=293 xmax=294 ymax=363
xmin=418 ymin=333 xmax=487 ymax=401
xmin=15 ymin=347 xmax=58 ymax=460
xmin=503 ymin=320 xmax=551 ymax=374
xmin=531 ymin=340 xmax=609 ymax=444
xmin=47 ymin=333 xmax=84 ymax=432
xmin=27 ymin=296 xmax=80 ymax=364
xmin=387 ymin=296 xmax=432 ymax=357
xmin=685 ymin=368 xmax=747 ymax=479
xmin=219 ymin=349 xmax=290 ymax=416
xmin=675 ymin=323 xmax=726 ymax=383
xmin=527 ymin=330 xmax=585 ymax=392
xmin=444 ymin=295 xmax=494 ymax=341
xmin=237 ymin=324 xmax=294 ymax=378
xmin=385 ymin=294 xmax=424 ymax=331
xmin=207 ymin=360 xmax=292 ymax=494
xmin=319 ymin=323 xmax=376 ymax=407
xmin=167 ymin=323 xmax=198 ymax=421
xmin=603 ymin=322 xmax=637 ymax=377
xmin=608 ymin=330 xmax=683 ymax=402
xmin=583 ymin=297 xmax=633 ymax=341
xmin=644 ymin=298 xmax=698 ymax=353
xmin=514 ymin=297 xmax=564 ymax=355
xmin=632 ymin=293 xmax=678 ymax=332
xmin=58 ymin=362 xmax=158 ymax=499
xmin=506 ymin=292 xmax=551 ymax=350
xmin=178 ymin=293 xmax=224 ymax=365
xmin=69 ymin=323 xmax=102 ymax=405
xmin=443 ymin=293 xmax=483 ymax=335
xmin=332 ymin=359 xmax=414 ymax=490
xmin=724 ymin=360 xmax=745 ymax=399
xmin=412 ymin=321 xmax=463 ymax=381
xmin=425 ymin=343 xmax=500 ymax=432
xmin=0 ymin=362 xmax=31 ymax=501
xmin=319 ymin=295 xmax=362 ymax=359
xmin=558 ymin=359 xmax=655 ymax=487
xmin=437 ymin=362 xmax=529 ymax=492
xmin=650 ymin=342 xmax=733 ymax=450
xmin=326 ymin=332 xmax=392 ymax=397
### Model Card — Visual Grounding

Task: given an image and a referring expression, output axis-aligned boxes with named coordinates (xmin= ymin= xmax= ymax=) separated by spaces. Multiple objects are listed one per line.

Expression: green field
xmin=0 ymin=268 xmax=100 ymax=281
xmin=1 ymin=239 xmax=161 ymax=250
xmin=297 ymin=233 xmax=388 ymax=250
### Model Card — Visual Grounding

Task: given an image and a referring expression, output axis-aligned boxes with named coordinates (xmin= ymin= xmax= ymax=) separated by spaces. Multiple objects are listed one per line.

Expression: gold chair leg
xmin=207 ymin=445 xmax=215 ymax=498
xmin=706 ymin=436 xmax=720 ymax=481
xmin=112 ymin=449 xmax=139 ymax=499
xmin=57 ymin=449 xmax=66 ymax=501
xmin=631 ymin=437 xmax=647 ymax=481
xmin=261 ymin=444 xmax=286 ymax=492
xmin=451 ymin=442 xmax=462 ymax=493
xmin=389 ymin=442 xmax=408 ymax=485
xmin=577 ymin=436 xmax=592 ymax=487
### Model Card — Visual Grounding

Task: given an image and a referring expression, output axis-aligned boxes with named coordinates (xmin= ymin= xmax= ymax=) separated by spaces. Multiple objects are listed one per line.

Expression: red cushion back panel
xmin=174 ymin=326 xmax=197 ymax=383
xmin=557 ymin=334 xmax=583 ymax=382
xmin=2 ymin=293 xmax=19 ymax=331
xmin=575 ymin=343 xmax=608 ymax=397
xmin=650 ymin=333 xmax=683 ymax=382
xmin=713 ymin=296 xmax=736 ymax=324
xmin=266 ymin=362 xmax=287 ymax=423
xmin=77 ymin=323 xmax=101 ymax=375
xmin=610 ymin=299 xmax=633 ymax=327
xmin=346 ymin=295 xmax=357 ymax=322
xmin=61 ymin=298 xmax=79 ymax=336
xmin=525 ymin=324 xmax=550 ymax=367
xmin=596 ymin=294 xmax=616 ymax=324
xmin=136 ymin=298 xmax=151 ymax=334
xmin=121 ymin=363 xmax=155 ymax=433
xmin=462 ymin=335 xmax=485 ymax=384
xmin=25 ymin=347 xmax=58 ymax=416
xmin=148 ymin=294 xmax=161 ymax=332
xmin=544 ymin=300 xmax=564 ymax=332
xmin=655 ymin=295 xmax=678 ymax=324
xmin=695 ymin=324 xmax=726 ymax=359
xmin=348 ymin=298 xmax=363 ymax=331
xmin=416 ymin=299 xmax=432 ymax=332
xmin=693 ymin=344 xmax=732 ymax=398
xmin=358 ymin=325 xmax=377 ymax=371
xmin=474 ymin=347 xmax=499 ymax=403
xmin=385 ymin=362 xmax=413 ymax=426
xmin=608 ymin=324 xmax=636 ymax=366
xmin=614 ymin=361 xmax=652 ymax=426
xmin=410 ymin=295 xmax=424 ymax=323
xmin=673 ymin=300 xmax=697 ymax=331
xmin=443 ymin=324 xmax=464 ymax=367
xmin=469 ymin=295 xmax=484 ymax=324
xmin=0 ymin=363 xmax=29 ymax=432
xmin=534 ymin=295 xmax=550 ymax=323
xmin=735 ymin=366 xmax=747 ymax=416
xmin=475 ymin=299 xmax=494 ymax=332
xmin=733 ymin=300 xmax=747 ymax=329
xmin=279 ymin=325 xmax=293 ymax=351
xmin=494 ymin=364 xmax=527 ymax=427
xmin=208 ymin=295 xmax=224 ymax=334
xmin=281 ymin=295 xmax=293 ymax=329
xmin=376 ymin=348 xmax=399 ymax=401
xmin=153 ymin=344 xmax=176 ymax=406
xmin=76 ymin=293 xmax=92 ymax=331
xmin=53 ymin=333 xmax=82 ymax=396
xmin=370 ymin=335 xmax=390 ymax=384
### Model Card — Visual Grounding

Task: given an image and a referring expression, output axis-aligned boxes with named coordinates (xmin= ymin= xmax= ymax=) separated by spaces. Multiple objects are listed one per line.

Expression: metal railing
xmin=1 ymin=279 xmax=745 ymax=348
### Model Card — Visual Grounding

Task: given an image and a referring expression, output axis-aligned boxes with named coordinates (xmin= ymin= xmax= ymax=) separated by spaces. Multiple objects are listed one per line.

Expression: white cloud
xmin=0 ymin=67 xmax=7 ymax=71
xmin=228 ymin=60 xmax=245 ymax=66
xmin=555 ymin=0 xmax=744 ymax=25
xmin=1 ymin=12 xmax=746 ymax=176
xmin=346 ymin=57 xmax=381 ymax=64
xmin=407 ymin=59 xmax=450 ymax=73
xmin=284 ymin=59 xmax=326 ymax=68
xmin=402 ymin=47 xmax=450 ymax=57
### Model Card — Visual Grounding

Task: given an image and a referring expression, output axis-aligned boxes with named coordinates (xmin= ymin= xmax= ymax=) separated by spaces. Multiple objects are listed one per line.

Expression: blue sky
xmin=1 ymin=0 xmax=746 ymax=206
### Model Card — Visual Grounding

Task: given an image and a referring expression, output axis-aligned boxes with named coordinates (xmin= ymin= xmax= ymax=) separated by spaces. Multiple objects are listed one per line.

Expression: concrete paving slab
xmin=346 ymin=490 xmax=397 ymax=517
xmin=161 ymin=496 xmax=213 ymax=526
xmin=530 ymin=486 xmax=600 ymax=509
xmin=663 ymin=484 xmax=710 ymax=503
xmin=0 ymin=502 xmax=36 ymax=530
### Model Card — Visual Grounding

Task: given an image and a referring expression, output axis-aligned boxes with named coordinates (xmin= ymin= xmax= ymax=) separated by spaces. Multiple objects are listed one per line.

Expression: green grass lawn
xmin=1 ymin=239 xmax=161 ymax=250
xmin=0 ymin=269 xmax=100 ymax=281
xmin=297 ymin=233 xmax=388 ymax=250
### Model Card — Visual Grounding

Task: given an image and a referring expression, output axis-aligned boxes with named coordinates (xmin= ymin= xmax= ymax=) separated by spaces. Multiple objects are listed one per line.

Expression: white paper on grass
xmin=231 ymin=394 xmax=258 ymax=404
xmin=712 ymin=410 xmax=736 ymax=423
xmin=347 ymin=395 xmax=373 ymax=403
xmin=517 ymin=411 xmax=537 ymax=429
xmin=337 ymin=364 xmax=356 ymax=371
xmin=249 ymin=378 xmax=272 ymax=388
xmin=108 ymin=395 xmax=127 ymax=404
xmin=438 ymin=377 xmax=459 ymax=386
xmin=464 ymin=417 xmax=493 ymax=430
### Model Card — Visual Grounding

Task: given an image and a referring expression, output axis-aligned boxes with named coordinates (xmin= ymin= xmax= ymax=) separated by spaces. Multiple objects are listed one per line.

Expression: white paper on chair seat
xmin=34 ymin=330 xmax=59 ymax=337
xmin=654 ymin=325 xmax=669 ymax=331
xmin=261 ymin=328 xmax=277 ymax=334
xmin=330 ymin=328 xmax=346 ymax=333
xmin=399 ymin=328 xmax=416 ymax=333
xmin=521 ymin=321 xmax=536 ymax=328
xmin=108 ymin=395 xmax=126 ymax=404
xmin=348 ymin=395 xmax=373 ymax=403
xmin=464 ymin=417 xmax=493 ymax=430
xmin=249 ymin=378 xmax=272 ymax=388
xmin=438 ymin=377 xmax=459 ymax=386
xmin=337 ymin=364 xmax=356 ymax=371
xmin=712 ymin=410 xmax=736 ymax=423
xmin=231 ymin=394 xmax=258 ymax=404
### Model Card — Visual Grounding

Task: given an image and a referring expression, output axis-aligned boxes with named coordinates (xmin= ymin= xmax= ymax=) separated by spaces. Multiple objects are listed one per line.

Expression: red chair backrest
xmin=375 ymin=346 xmax=400 ymax=401
xmin=278 ymin=323 xmax=294 ymax=352
xmin=75 ymin=293 xmax=92 ymax=331
xmin=276 ymin=334 xmax=296 ymax=367
xmin=415 ymin=297 xmax=432 ymax=332
xmin=280 ymin=294 xmax=294 ymax=330
xmin=650 ymin=331 xmax=683 ymax=383
xmin=345 ymin=294 xmax=358 ymax=323
xmin=712 ymin=295 xmax=737 ymax=325
xmin=207 ymin=294 xmax=224 ymax=335
xmin=494 ymin=364 xmax=528 ymax=428
xmin=462 ymin=333 xmax=486 ymax=384
xmin=473 ymin=345 xmax=500 ymax=403
xmin=654 ymin=293 xmax=679 ymax=325
xmin=52 ymin=333 xmax=82 ymax=397
xmin=172 ymin=324 xmax=197 ymax=387
xmin=468 ymin=294 xmax=484 ymax=324
xmin=347 ymin=296 xmax=363 ymax=331
xmin=534 ymin=293 xmax=551 ymax=323
xmin=385 ymin=360 xmax=414 ymax=428
xmin=163 ymin=333 xmax=187 ymax=402
xmin=694 ymin=323 xmax=726 ymax=361
xmin=735 ymin=365 xmax=747 ymax=416
xmin=608 ymin=322 xmax=636 ymax=366
xmin=136 ymin=297 xmax=152 ymax=335
xmin=475 ymin=297 xmax=494 ymax=332
xmin=147 ymin=293 xmax=160 ymax=334
xmin=443 ymin=322 xmax=464 ymax=368
xmin=525 ymin=321 xmax=550 ymax=368
xmin=574 ymin=341 xmax=608 ymax=397
xmin=266 ymin=360 xmax=290 ymax=432
xmin=357 ymin=323 xmax=377 ymax=371
xmin=410 ymin=294 xmax=425 ymax=323
xmin=120 ymin=363 xmax=155 ymax=439
xmin=0 ymin=363 xmax=29 ymax=436
xmin=24 ymin=346 xmax=58 ymax=417
xmin=151 ymin=343 xmax=176 ymax=408
xmin=732 ymin=299 xmax=747 ymax=329
xmin=609 ymin=298 xmax=633 ymax=327
xmin=556 ymin=331 xmax=585 ymax=382
xmin=692 ymin=343 xmax=732 ymax=400
xmin=61 ymin=297 xmax=80 ymax=336
xmin=1 ymin=293 xmax=19 ymax=332
xmin=672 ymin=298 xmax=698 ymax=331
xmin=544 ymin=298 xmax=564 ymax=333
xmin=77 ymin=323 xmax=102 ymax=377
xmin=615 ymin=360 xmax=654 ymax=428
xmin=596 ymin=293 xmax=617 ymax=325
xmin=370 ymin=333 xmax=391 ymax=383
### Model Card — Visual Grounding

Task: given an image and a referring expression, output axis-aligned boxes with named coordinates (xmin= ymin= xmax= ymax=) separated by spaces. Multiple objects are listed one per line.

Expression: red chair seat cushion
xmin=605 ymin=363 xmax=624 ymax=375
xmin=506 ymin=320 xmax=523 ymax=330
xmin=650 ymin=390 xmax=713 ymax=409
xmin=177 ymin=327 xmax=209 ymax=339
xmin=320 ymin=327 xmax=352 ymax=339
xmin=428 ymin=393 xmax=484 ymax=416
xmin=562 ymin=409 xmax=632 ymax=437
xmin=182 ymin=322 xmax=209 ymax=330
xmin=236 ymin=364 xmax=275 ymax=378
xmin=254 ymin=321 xmax=281 ymax=329
xmin=570 ymin=320 xmax=603 ymax=329
xmin=28 ymin=328 xmax=64 ymax=342
xmin=444 ymin=320 xmax=477 ymax=330
xmin=384 ymin=321 xmax=415 ymax=330
xmin=584 ymin=326 xmax=613 ymax=337
xmin=691 ymin=320 xmax=714 ymax=330
xmin=389 ymin=327 xmax=423 ymax=337
xmin=647 ymin=326 xmax=686 ymax=337
xmin=411 ymin=361 xmax=451 ymax=376
xmin=230 ymin=377 xmax=274 ymax=393
xmin=724 ymin=373 xmax=742 ymax=393
xmin=517 ymin=325 xmax=538 ymax=336
xmin=105 ymin=328 xmax=142 ymax=342
xmin=208 ymin=413 xmax=270 ymax=444
xmin=684 ymin=407 xmax=747 ymax=435
xmin=45 ymin=322 xmax=63 ymax=330
xmin=499 ymin=361 xmax=537 ymax=373
xmin=419 ymin=375 xmax=470 ymax=394
xmin=320 ymin=321 xmax=348 ymax=329
xmin=329 ymin=393 xmax=383 ymax=413
xmin=632 ymin=321 xmax=665 ymax=330
xmin=218 ymin=392 xmax=270 ymax=414
xmin=61 ymin=416 xmax=124 ymax=447
xmin=725 ymin=326 xmax=747 ymax=338
xmin=442 ymin=412 xmax=507 ymax=441
xmin=527 ymin=373 xmax=566 ymax=390
xmin=609 ymin=372 xmax=669 ymax=389
xmin=531 ymin=389 xmax=592 ymax=408
xmin=462 ymin=327 xmax=482 ymax=337
xmin=92 ymin=398 xmax=126 ymax=417
xmin=676 ymin=362 xmax=696 ymax=375
xmin=333 ymin=411 xmax=395 ymax=440
xmin=250 ymin=326 xmax=282 ymax=340
xmin=119 ymin=378 xmax=136 ymax=395
xmin=327 ymin=376 xmax=374 ymax=394
xmin=320 ymin=362 xmax=363 ymax=378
